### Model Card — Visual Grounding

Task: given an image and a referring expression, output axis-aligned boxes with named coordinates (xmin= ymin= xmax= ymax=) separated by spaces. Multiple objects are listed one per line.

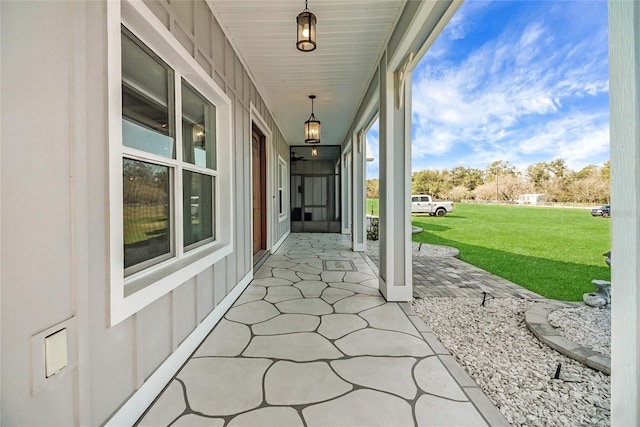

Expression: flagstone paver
xmin=173 ymin=414 xmax=224 ymax=426
xmin=414 ymin=356 xmax=468 ymax=401
xmin=333 ymin=294 xmax=386 ymax=313
xmin=264 ymin=286 xmax=303 ymax=303
xmin=320 ymin=287 xmax=354 ymax=303
xmin=272 ymin=267 xmax=302 ymax=282
xmin=243 ymin=332 xmax=343 ymax=361
xmin=296 ymin=272 xmax=322 ymax=280
xmin=276 ymin=298 xmax=333 ymax=315
xmin=415 ymin=395 xmax=489 ymax=426
xmin=330 ymin=281 xmax=382 ymax=296
xmin=137 ymin=233 xmax=507 ymax=426
xmin=227 ymin=407 xmax=303 ymax=427
xmin=178 ymin=358 xmax=272 ymax=416
xmin=361 ymin=303 xmax=423 ymax=337
xmin=303 ymin=389 xmax=415 ymax=427
xmin=318 ymin=313 xmax=367 ymax=339
xmin=225 ymin=300 xmax=279 ymax=324
xmin=293 ymin=280 xmax=327 ymax=297
xmin=331 ymin=356 xmax=418 ymax=399
xmin=193 ymin=319 xmax=251 ymax=357
xmin=252 ymin=313 xmax=319 ymax=335
xmin=264 ymin=361 xmax=352 ymax=405
xmin=335 ymin=328 xmax=434 ymax=357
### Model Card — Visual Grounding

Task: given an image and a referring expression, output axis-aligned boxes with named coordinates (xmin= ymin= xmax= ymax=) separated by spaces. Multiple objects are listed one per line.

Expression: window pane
xmin=122 ymin=28 xmax=175 ymax=158
xmin=182 ymin=80 xmax=216 ymax=169
xmin=123 ymin=158 xmax=171 ymax=270
xmin=183 ymin=170 xmax=214 ymax=248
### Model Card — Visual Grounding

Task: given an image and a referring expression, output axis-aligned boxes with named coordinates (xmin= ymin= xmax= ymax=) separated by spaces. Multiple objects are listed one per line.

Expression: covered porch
xmin=1 ymin=0 xmax=639 ymax=425
xmin=136 ymin=233 xmax=505 ymax=426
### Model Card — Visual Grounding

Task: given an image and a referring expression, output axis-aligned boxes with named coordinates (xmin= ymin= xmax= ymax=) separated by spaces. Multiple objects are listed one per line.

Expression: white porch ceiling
xmin=208 ymin=0 xmax=407 ymax=147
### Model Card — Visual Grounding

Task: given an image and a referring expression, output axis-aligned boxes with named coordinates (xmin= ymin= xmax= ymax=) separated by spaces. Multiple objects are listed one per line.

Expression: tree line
xmin=366 ymin=159 xmax=610 ymax=204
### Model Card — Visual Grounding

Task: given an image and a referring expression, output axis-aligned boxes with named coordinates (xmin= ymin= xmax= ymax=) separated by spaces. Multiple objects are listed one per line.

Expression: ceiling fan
xmin=290 ymin=152 xmax=308 ymax=163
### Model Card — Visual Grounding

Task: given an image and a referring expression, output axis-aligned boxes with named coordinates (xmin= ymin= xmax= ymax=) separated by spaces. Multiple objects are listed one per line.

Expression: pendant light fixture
xmin=296 ymin=0 xmax=317 ymax=52
xmin=304 ymin=95 xmax=321 ymax=144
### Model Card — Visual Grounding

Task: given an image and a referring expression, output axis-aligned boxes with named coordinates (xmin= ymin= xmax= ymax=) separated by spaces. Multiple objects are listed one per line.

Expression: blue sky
xmin=367 ymin=0 xmax=610 ymax=178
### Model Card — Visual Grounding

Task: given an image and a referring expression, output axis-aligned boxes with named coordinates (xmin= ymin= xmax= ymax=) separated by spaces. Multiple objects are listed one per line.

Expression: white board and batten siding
xmin=0 ymin=1 xmax=289 ymax=424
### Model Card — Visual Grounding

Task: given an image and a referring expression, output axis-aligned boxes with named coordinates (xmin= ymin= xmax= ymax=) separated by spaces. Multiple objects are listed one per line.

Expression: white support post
xmin=609 ymin=1 xmax=640 ymax=424
xmin=341 ymin=149 xmax=352 ymax=235
xmin=352 ymin=132 xmax=366 ymax=252
xmin=378 ymin=51 xmax=413 ymax=301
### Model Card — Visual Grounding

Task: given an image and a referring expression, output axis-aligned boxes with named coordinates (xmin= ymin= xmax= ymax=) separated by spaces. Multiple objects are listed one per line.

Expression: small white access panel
xmin=44 ymin=329 xmax=68 ymax=377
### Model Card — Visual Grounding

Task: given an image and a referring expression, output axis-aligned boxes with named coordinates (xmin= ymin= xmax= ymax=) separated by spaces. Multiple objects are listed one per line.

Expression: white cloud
xmin=409 ymin=2 xmax=609 ymax=174
xmin=517 ymin=113 xmax=610 ymax=168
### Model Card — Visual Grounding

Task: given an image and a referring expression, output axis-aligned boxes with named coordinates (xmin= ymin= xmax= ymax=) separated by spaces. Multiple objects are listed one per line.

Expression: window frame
xmin=108 ymin=0 xmax=233 ymax=326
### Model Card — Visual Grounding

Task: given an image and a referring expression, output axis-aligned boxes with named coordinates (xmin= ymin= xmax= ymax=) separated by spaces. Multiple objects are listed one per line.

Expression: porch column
xmin=610 ymin=1 xmax=640 ymax=424
xmin=341 ymin=150 xmax=352 ymax=235
xmin=352 ymin=132 xmax=366 ymax=251
xmin=378 ymin=51 xmax=412 ymax=301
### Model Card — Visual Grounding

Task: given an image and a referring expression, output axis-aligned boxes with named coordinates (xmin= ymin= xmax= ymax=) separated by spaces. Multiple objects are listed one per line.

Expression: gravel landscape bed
xmin=548 ymin=305 xmax=611 ymax=357
xmin=412 ymin=297 xmax=610 ymax=426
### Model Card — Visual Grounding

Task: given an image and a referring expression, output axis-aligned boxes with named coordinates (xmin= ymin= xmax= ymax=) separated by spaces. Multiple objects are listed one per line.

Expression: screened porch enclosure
xmin=290 ymin=145 xmax=341 ymax=233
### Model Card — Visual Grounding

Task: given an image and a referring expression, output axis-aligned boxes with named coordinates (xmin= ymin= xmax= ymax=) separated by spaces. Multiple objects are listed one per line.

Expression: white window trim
xmin=277 ymin=155 xmax=288 ymax=222
xmin=108 ymin=0 xmax=233 ymax=326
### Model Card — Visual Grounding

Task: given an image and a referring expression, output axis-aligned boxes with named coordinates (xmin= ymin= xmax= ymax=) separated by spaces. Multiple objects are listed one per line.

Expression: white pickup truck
xmin=411 ymin=195 xmax=454 ymax=216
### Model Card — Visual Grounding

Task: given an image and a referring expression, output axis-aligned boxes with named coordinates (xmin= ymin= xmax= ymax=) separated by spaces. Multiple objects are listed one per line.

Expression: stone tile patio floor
xmin=137 ymin=233 xmax=510 ymax=426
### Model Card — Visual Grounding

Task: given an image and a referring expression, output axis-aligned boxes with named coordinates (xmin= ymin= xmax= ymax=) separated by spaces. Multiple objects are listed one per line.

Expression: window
xmin=122 ymin=27 xmax=220 ymax=274
xmin=123 ymin=158 xmax=172 ymax=271
xmin=278 ymin=156 xmax=287 ymax=220
xmin=110 ymin=1 xmax=233 ymax=325
xmin=122 ymin=28 xmax=176 ymax=275
xmin=181 ymin=79 xmax=216 ymax=250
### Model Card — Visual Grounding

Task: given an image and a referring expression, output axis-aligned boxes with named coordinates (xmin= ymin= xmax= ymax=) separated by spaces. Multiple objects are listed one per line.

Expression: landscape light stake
xmin=553 ymin=363 xmax=562 ymax=380
xmin=419 ymin=243 xmax=422 ymax=251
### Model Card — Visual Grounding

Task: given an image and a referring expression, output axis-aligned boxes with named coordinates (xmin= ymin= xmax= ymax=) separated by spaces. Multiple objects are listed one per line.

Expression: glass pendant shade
xmin=296 ymin=7 xmax=316 ymax=52
xmin=304 ymin=95 xmax=320 ymax=144
xmin=304 ymin=117 xmax=320 ymax=144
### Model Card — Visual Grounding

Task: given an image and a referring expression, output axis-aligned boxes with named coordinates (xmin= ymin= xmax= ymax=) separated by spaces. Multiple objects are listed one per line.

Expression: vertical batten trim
xmin=104 ymin=271 xmax=253 ymax=426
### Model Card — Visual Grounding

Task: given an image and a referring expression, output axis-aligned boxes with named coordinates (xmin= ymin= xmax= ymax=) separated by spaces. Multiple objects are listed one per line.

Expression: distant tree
xmin=473 ymin=182 xmax=498 ymax=201
xmin=411 ymin=169 xmax=451 ymax=198
xmin=601 ymin=160 xmax=610 ymax=180
xmin=485 ymin=160 xmax=517 ymax=178
xmin=448 ymin=185 xmax=470 ymax=201
xmin=449 ymin=166 xmax=485 ymax=190
xmin=366 ymin=179 xmax=379 ymax=199
xmin=404 ymin=157 xmax=609 ymax=204
xmin=526 ymin=162 xmax=552 ymax=191
xmin=569 ymin=164 xmax=610 ymax=203
xmin=575 ymin=164 xmax=599 ymax=180
xmin=548 ymin=158 xmax=569 ymax=181
xmin=499 ymin=174 xmax=533 ymax=201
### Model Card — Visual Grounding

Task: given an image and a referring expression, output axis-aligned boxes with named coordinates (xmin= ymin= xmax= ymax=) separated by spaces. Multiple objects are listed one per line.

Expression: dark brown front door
xmin=252 ymin=127 xmax=267 ymax=256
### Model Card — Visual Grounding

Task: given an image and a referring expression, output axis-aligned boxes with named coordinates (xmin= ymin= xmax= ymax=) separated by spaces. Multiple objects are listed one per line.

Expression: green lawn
xmin=366 ymin=199 xmax=611 ymax=301
xmin=366 ymin=198 xmax=380 ymax=216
